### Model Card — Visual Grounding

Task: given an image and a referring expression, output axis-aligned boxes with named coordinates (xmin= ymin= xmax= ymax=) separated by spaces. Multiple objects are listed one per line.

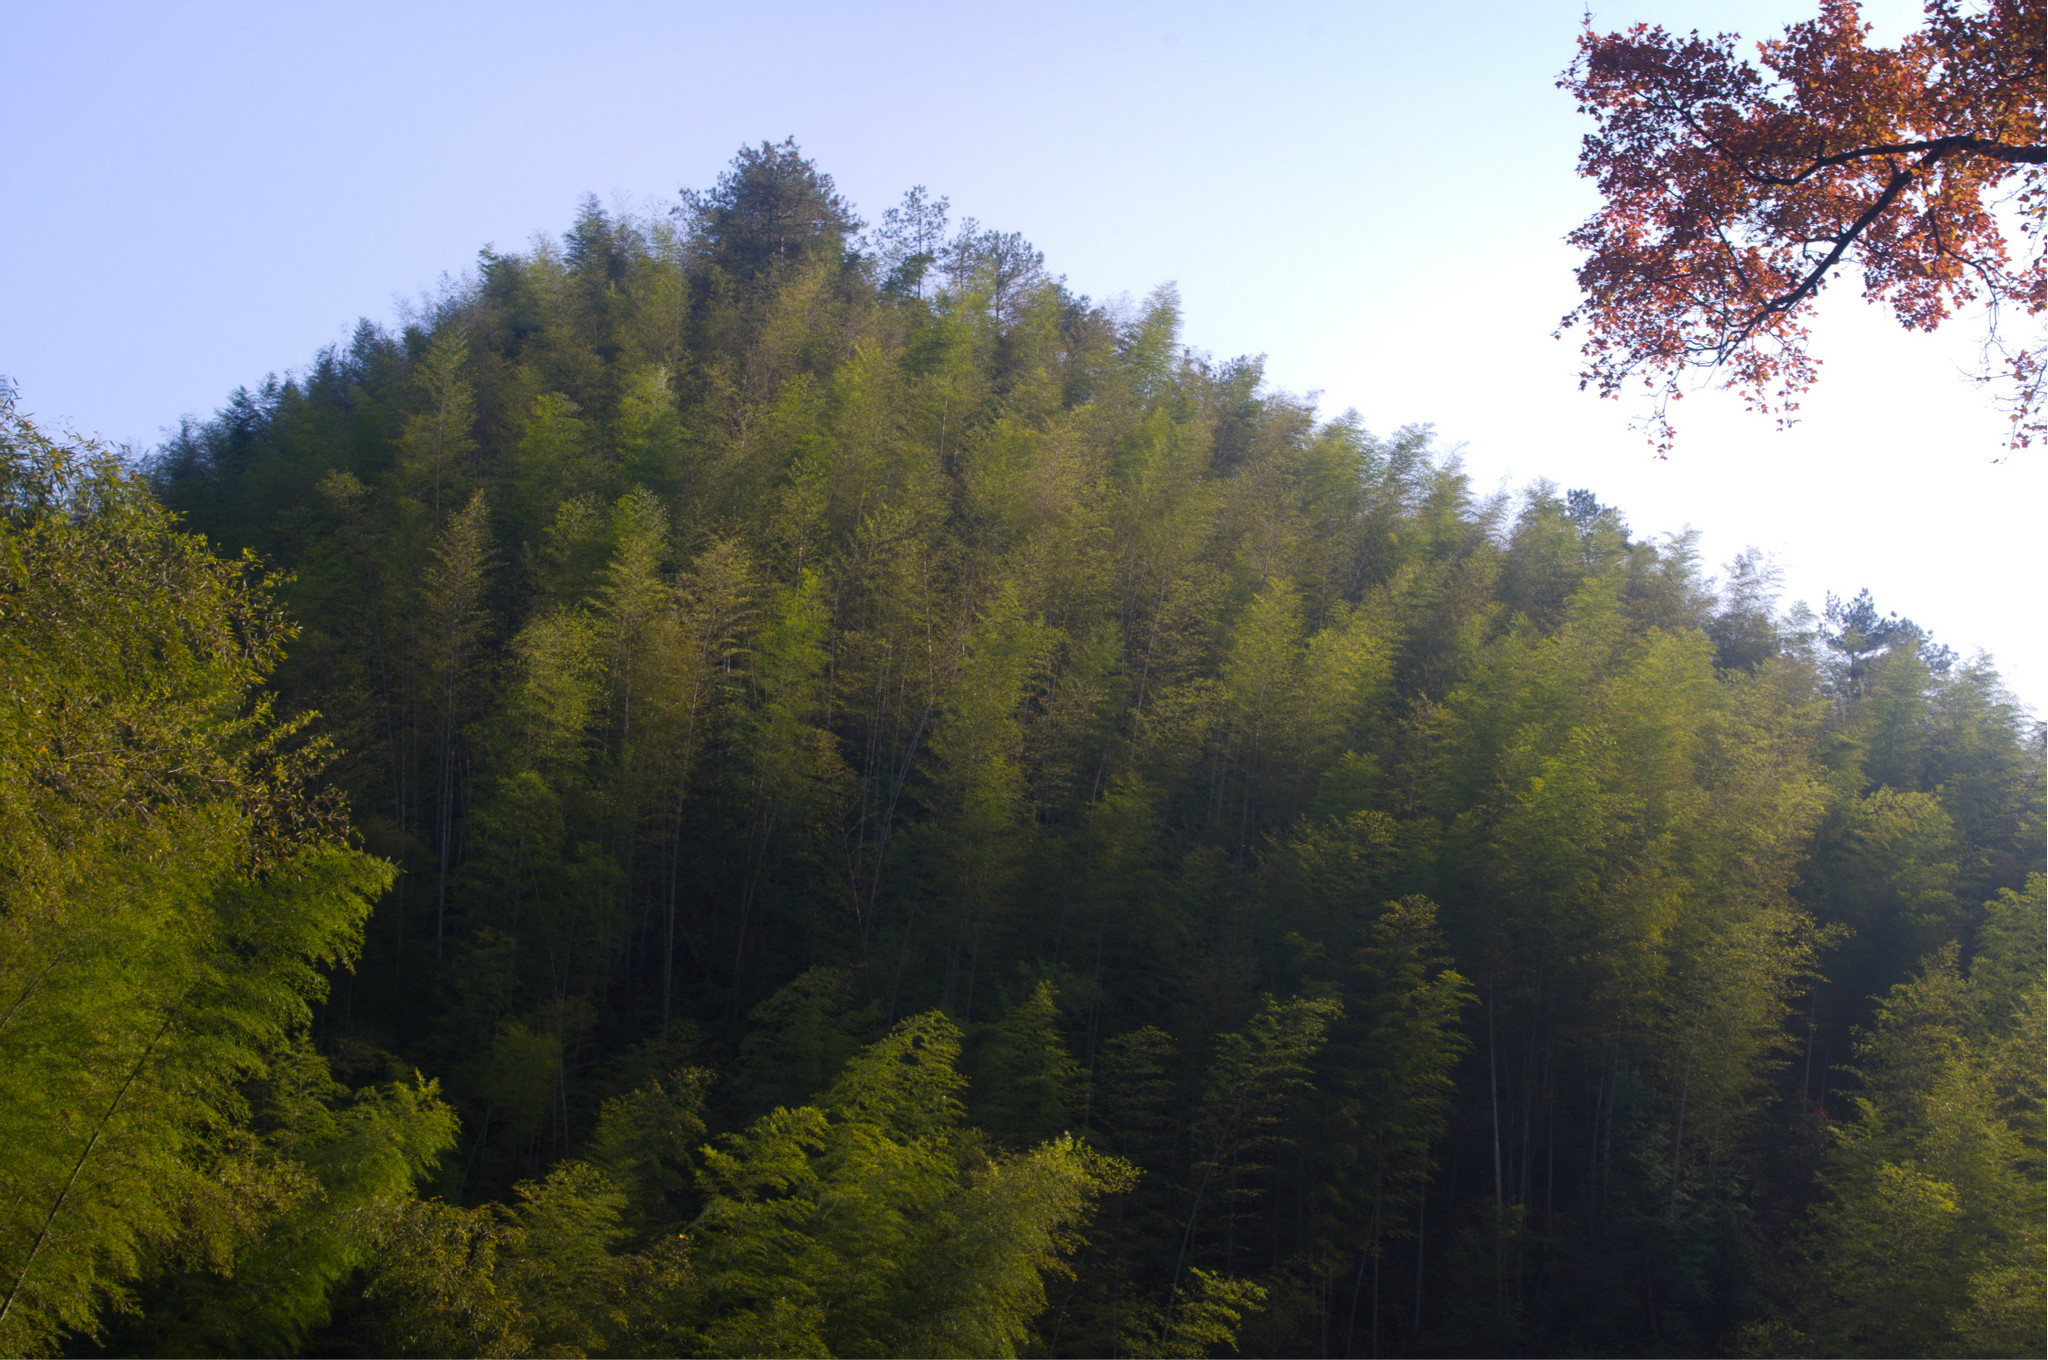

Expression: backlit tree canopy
xmin=1560 ymin=0 xmax=2045 ymax=452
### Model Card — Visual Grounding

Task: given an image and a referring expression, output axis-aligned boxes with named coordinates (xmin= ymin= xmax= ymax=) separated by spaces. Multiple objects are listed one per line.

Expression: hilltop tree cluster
xmin=2 ymin=141 xmax=2040 ymax=1357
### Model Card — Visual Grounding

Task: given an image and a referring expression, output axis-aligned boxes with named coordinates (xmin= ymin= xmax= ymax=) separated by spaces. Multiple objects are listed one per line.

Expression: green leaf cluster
xmin=0 ymin=392 xmax=453 ymax=1357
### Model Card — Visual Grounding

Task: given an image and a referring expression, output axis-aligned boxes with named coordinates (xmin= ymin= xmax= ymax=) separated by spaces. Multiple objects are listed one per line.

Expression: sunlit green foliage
xmin=1774 ymin=874 xmax=2045 ymax=1358
xmin=0 ymin=393 xmax=448 ymax=1357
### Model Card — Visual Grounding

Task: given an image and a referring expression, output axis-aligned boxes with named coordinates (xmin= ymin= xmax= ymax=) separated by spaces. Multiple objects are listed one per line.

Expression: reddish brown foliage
xmin=1559 ymin=0 xmax=2044 ymax=453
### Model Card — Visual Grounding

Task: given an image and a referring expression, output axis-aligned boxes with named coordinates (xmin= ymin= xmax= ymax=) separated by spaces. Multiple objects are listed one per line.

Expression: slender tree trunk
xmin=729 ymin=786 xmax=779 ymax=1015
xmin=864 ymin=703 xmax=931 ymax=956
xmin=1546 ymin=1050 xmax=1556 ymax=1227
xmin=1413 ymin=1173 xmax=1427 ymax=1341
xmin=663 ymin=684 xmax=708 ymax=1034
xmin=1372 ymin=1228 xmax=1382 ymax=1360
xmin=457 ymin=1103 xmax=493 ymax=1200
xmin=1488 ymin=989 xmax=1505 ymax=1309
xmin=1801 ymin=985 xmax=1819 ymax=1107
xmin=1520 ymin=1041 xmax=1535 ymax=1207
xmin=1671 ymin=1002 xmax=1707 ymax=1214
xmin=886 ymin=892 xmax=921 ymax=1025
xmin=1171 ymin=1157 xmax=1220 ymax=1313
xmin=1 ymin=1004 xmax=181 ymax=1330
xmin=663 ymin=788 xmax=685 ymax=1034
xmin=435 ymin=705 xmax=455 ymax=964
xmin=1081 ymin=921 xmax=1108 ymax=1132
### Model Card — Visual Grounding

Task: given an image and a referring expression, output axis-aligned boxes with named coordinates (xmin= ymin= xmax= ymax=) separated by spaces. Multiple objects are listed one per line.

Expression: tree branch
xmin=1748 ymin=134 xmax=2045 ymax=186
xmin=1722 ymin=162 xmax=1919 ymax=352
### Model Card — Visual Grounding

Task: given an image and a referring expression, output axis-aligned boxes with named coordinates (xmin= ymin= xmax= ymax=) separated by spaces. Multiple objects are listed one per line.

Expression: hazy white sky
xmin=3 ymin=0 xmax=2039 ymax=706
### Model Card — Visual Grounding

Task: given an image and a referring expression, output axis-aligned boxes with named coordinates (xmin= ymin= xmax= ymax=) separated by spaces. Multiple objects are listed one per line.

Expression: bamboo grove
xmin=1 ymin=142 xmax=2041 ymax=1358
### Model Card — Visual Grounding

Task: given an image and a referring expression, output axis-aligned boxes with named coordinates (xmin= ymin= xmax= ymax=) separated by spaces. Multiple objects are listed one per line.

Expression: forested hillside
xmin=3 ymin=141 xmax=2041 ymax=1358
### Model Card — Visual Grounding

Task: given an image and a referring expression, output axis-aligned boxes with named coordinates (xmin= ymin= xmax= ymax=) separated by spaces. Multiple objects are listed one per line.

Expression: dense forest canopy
xmin=2 ymin=139 xmax=2041 ymax=1358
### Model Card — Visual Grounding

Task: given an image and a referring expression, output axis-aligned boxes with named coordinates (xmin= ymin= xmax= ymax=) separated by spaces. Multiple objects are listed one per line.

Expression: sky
xmin=2 ymin=0 xmax=2040 ymax=707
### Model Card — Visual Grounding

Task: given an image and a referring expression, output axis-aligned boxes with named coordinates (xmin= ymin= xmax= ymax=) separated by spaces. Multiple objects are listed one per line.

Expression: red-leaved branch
xmin=1558 ymin=0 xmax=2044 ymax=455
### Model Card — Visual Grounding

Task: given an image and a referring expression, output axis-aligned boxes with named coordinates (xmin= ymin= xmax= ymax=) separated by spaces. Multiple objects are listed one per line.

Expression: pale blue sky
xmin=3 ymin=0 xmax=2039 ymax=704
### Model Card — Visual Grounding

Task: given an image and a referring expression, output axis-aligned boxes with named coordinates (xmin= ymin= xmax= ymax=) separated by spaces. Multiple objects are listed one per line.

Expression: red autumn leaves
xmin=1559 ymin=0 xmax=2044 ymax=452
